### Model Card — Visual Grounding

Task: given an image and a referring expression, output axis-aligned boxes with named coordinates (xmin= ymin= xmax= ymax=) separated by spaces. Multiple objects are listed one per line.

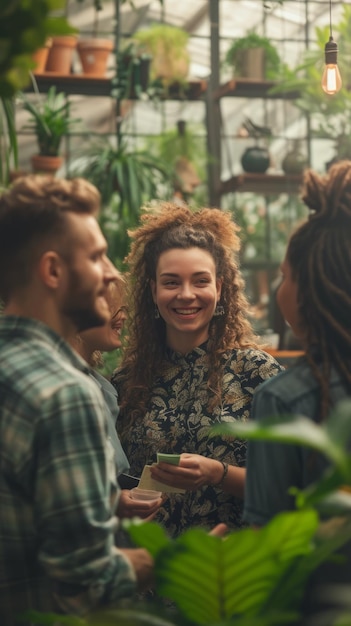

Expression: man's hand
xmin=117 ymin=489 xmax=163 ymax=520
xmin=209 ymin=523 xmax=228 ymax=537
xmin=121 ymin=548 xmax=154 ymax=591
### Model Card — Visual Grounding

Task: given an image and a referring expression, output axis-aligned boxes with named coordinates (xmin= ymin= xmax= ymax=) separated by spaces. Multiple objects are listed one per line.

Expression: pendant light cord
xmin=329 ymin=0 xmax=333 ymax=38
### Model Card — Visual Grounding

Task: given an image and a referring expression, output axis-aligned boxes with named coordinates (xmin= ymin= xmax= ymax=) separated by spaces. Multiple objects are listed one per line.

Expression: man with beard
xmin=0 ymin=176 xmax=153 ymax=626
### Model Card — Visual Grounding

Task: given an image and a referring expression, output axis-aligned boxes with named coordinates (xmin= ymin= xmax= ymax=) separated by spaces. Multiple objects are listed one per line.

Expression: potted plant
xmin=146 ymin=120 xmax=207 ymax=200
xmin=45 ymin=0 xmax=78 ymax=75
xmin=0 ymin=97 xmax=18 ymax=188
xmin=239 ymin=117 xmax=272 ymax=173
xmin=68 ymin=136 xmax=169 ymax=264
xmin=133 ymin=23 xmax=190 ymax=88
xmin=0 ymin=0 xmax=76 ymax=96
xmin=21 ymin=86 xmax=80 ymax=175
xmin=111 ymin=41 xmax=151 ymax=100
xmin=76 ymin=0 xmax=114 ymax=77
xmin=224 ymin=32 xmax=281 ymax=80
xmin=32 ymin=38 xmax=53 ymax=75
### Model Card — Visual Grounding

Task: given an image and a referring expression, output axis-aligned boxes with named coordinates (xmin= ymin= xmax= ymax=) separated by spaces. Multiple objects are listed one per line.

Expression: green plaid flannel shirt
xmin=0 ymin=317 xmax=136 ymax=625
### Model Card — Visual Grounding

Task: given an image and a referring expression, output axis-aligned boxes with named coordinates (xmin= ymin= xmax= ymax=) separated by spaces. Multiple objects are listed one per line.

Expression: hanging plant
xmin=133 ymin=23 xmax=190 ymax=87
xmin=224 ymin=32 xmax=281 ymax=80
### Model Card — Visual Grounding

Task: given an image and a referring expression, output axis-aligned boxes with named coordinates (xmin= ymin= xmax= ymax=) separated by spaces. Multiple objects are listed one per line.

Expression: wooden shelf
xmin=220 ymin=173 xmax=303 ymax=195
xmin=30 ymin=73 xmax=113 ymax=96
xmin=30 ymin=73 xmax=207 ymax=100
xmin=166 ymin=79 xmax=207 ymax=100
xmin=213 ymin=79 xmax=300 ymax=101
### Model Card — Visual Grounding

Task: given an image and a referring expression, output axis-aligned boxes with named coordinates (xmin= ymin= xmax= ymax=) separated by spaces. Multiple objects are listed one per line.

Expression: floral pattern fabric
xmin=114 ymin=344 xmax=282 ymax=538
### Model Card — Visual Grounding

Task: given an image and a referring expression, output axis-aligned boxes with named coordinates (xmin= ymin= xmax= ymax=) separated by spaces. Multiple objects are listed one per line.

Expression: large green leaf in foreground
xmin=127 ymin=510 xmax=318 ymax=624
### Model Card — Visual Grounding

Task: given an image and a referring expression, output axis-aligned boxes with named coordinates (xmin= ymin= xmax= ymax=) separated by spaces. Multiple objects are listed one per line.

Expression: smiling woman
xmin=150 ymin=246 xmax=222 ymax=355
xmin=112 ymin=202 xmax=283 ymax=538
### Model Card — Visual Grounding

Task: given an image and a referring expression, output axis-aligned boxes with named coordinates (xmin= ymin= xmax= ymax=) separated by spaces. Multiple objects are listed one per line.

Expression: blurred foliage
xmin=225 ymin=192 xmax=307 ymax=263
xmin=145 ymin=122 xmax=209 ymax=202
xmin=224 ymin=32 xmax=282 ymax=80
xmin=19 ymin=397 xmax=351 ymax=624
xmin=0 ymin=96 xmax=17 ymax=187
xmin=21 ymin=86 xmax=81 ymax=156
xmin=0 ymin=0 xmax=77 ymax=98
xmin=68 ymin=136 xmax=170 ymax=268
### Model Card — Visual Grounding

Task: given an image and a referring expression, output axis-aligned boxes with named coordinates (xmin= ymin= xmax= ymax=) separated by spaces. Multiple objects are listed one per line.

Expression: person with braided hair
xmin=112 ymin=202 xmax=282 ymax=538
xmin=244 ymin=159 xmax=351 ymax=527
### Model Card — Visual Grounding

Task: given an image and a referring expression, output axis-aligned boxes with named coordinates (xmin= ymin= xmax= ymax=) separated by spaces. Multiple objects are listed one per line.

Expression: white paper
xmin=138 ymin=464 xmax=186 ymax=494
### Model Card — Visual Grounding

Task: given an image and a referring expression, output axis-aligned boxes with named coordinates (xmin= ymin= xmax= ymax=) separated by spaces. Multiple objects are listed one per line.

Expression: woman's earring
xmin=154 ymin=305 xmax=160 ymax=319
xmin=214 ymin=303 xmax=225 ymax=316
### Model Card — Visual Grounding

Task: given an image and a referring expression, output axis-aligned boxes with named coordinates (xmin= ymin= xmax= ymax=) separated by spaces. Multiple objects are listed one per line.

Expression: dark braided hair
xmin=115 ymin=202 xmax=257 ymax=423
xmin=287 ymin=160 xmax=351 ymax=419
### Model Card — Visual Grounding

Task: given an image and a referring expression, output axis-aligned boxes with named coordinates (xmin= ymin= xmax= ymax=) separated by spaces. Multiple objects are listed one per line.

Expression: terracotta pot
xmin=32 ymin=38 xmax=52 ymax=74
xmin=46 ymin=36 xmax=77 ymax=74
xmin=77 ymin=39 xmax=114 ymax=76
xmin=31 ymin=155 xmax=63 ymax=176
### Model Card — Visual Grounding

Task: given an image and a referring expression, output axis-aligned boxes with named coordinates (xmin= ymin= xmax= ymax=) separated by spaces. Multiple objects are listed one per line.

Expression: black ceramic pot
xmin=241 ymin=146 xmax=270 ymax=173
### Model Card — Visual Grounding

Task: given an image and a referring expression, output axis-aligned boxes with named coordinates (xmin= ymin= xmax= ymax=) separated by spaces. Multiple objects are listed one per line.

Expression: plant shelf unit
xmin=220 ymin=173 xmax=303 ymax=195
xmin=30 ymin=73 xmax=207 ymax=101
xmin=212 ymin=79 xmax=300 ymax=101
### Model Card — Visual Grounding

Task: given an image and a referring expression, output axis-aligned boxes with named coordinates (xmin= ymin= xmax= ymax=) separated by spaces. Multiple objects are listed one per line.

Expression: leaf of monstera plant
xmin=126 ymin=510 xmax=319 ymax=624
xmin=211 ymin=399 xmax=351 ymax=478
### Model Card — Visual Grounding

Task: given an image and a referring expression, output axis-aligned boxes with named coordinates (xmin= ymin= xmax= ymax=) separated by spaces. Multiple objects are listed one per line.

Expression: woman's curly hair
xmin=115 ymin=202 xmax=257 ymax=420
xmin=287 ymin=160 xmax=351 ymax=418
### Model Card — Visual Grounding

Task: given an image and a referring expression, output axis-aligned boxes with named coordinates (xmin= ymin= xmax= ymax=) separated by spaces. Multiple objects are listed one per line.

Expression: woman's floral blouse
xmin=113 ymin=344 xmax=282 ymax=538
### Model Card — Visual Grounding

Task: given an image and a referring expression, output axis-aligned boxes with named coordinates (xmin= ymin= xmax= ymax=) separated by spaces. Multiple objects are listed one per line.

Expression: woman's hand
xmin=117 ymin=489 xmax=164 ymax=520
xmin=150 ymin=453 xmax=245 ymax=497
xmin=150 ymin=453 xmax=224 ymax=490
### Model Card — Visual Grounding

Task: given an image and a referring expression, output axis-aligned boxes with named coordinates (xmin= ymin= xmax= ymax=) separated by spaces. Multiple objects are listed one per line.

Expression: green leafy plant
xmin=225 ymin=193 xmax=307 ymax=263
xmin=212 ymin=399 xmax=351 ymax=512
xmin=146 ymin=121 xmax=208 ymax=199
xmin=224 ymin=32 xmax=281 ymax=79
xmin=123 ymin=400 xmax=351 ymax=626
xmin=19 ymin=400 xmax=351 ymax=626
xmin=69 ymin=138 xmax=169 ymax=264
xmin=0 ymin=97 xmax=17 ymax=187
xmin=133 ymin=23 xmax=190 ymax=87
xmin=0 ymin=0 xmax=77 ymax=98
xmin=112 ymin=42 xmax=152 ymax=101
xmin=22 ymin=86 xmax=80 ymax=157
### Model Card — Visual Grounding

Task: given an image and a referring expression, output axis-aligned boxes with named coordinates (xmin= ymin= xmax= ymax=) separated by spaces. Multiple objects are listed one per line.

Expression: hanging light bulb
xmin=321 ymin=37 xmax=342 ymax=95
xmin=321 ymin=0 xmax=342 ymax=95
